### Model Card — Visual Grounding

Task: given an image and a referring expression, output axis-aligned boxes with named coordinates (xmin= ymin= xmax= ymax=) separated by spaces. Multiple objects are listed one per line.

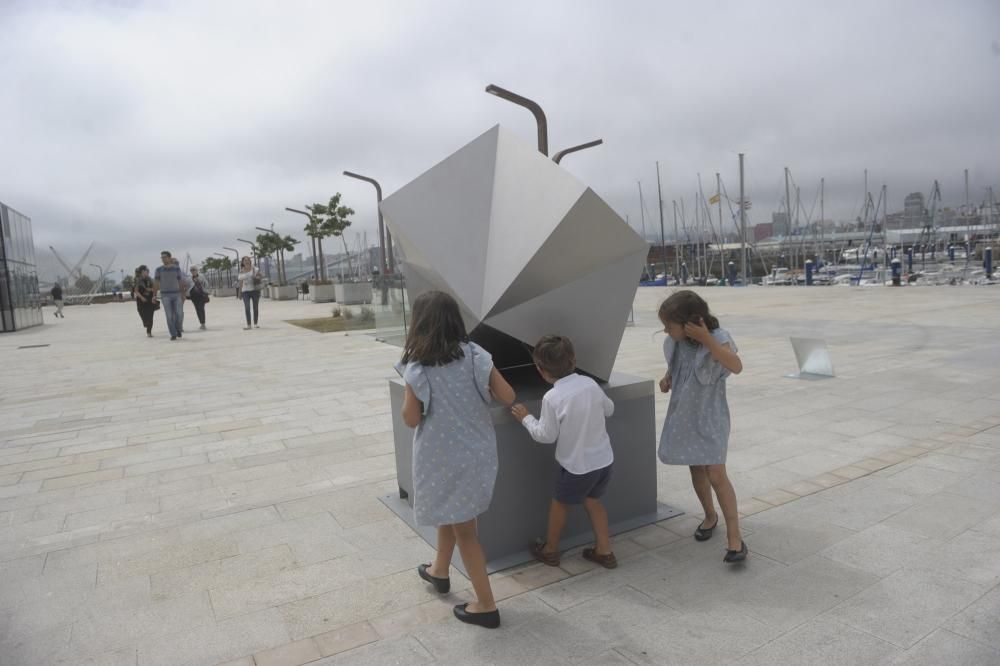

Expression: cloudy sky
xmin=1 ymin=0 xmax=998 ymax=279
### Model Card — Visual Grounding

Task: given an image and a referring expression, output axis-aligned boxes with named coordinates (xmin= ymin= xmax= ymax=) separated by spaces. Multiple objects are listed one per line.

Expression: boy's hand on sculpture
xmin=510 ymin=404 xmax=530 ymax=423
xmin=659 ymin=375 xmax=672 ymax=393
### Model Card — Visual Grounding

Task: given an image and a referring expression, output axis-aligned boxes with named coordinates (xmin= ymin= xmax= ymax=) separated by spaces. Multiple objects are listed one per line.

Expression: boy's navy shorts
xmin=554 ymin=464 xmax=613 ymax=505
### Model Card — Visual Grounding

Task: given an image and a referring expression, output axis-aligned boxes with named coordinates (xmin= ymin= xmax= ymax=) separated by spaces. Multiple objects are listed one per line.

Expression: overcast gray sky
xmin=1 ymin=0 xmax=998 ymax=278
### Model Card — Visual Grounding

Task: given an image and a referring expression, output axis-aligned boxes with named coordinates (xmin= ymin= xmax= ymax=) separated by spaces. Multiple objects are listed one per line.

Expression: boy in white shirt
xmin=512 ymin=335 xmax=617 ymax=569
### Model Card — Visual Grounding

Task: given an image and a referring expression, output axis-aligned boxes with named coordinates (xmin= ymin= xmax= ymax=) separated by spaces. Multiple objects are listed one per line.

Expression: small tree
xmin=278 ymin=235 xmax=298 ymax=285
xmin=122 ymin=274 xmax=135 ymax=293
xmin=304 ymin=204 xmax=327 ymax=283
xmin=255 ymin=233 xmax=280 ymax=283
xmin=320 ymin=193 xmax=355 ymax=279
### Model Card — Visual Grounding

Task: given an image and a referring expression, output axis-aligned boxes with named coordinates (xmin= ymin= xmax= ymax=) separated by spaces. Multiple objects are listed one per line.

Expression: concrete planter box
xmin=334 ymin=282 xmax=373 ymax=305
xmin=270 ymin=285 xmax=298 ymax=301
xmin=213 ymin=287 xmax=237 ymax=297
xmin=310 ymin=283 xmax=337 ymax=303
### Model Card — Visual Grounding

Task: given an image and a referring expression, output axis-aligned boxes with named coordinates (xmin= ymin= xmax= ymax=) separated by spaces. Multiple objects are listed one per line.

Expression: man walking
xmin=50 ymin=283 xmax=65 ymax=318
xmin=153 ymin=250 xmax=185 ymax=340
xmin=188 ymin=265 xmax=209 ymax=330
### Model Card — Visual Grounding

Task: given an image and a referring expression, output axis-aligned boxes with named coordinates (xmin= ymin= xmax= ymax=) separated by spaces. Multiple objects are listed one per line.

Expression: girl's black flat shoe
xmin=694 ymin=518 xmax=718 ymax=542
xmin=453 ymin=603 xmax=500 ymax=629
xmin=417 ymin=564 xmax=450 ymax=593
xmin=723 ymin=541 xmax=748 ymax=563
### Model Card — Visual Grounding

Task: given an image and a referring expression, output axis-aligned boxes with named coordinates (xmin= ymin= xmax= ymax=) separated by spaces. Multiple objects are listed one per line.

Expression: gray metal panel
xmin=480 ymin=126 xmax=587 ymax=315
xmin=380 ymin=125 xmax=647 ymax=380
xmin=379 ymin=126 xmax=498 ymax=317
xmin=487 ymin=187 xmax=648 ymax=317
xmin=482 ymin=248 xmax=647 ymax=381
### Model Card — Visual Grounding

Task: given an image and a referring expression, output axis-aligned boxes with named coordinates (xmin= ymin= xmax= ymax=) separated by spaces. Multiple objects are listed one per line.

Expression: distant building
xmin=753 ymin=223 xmax=774 ymax=242
xmin=0 ymin=201 xmax=43 ymax=332
xmin=771 ymin=212 xmax=789 ymax=236
xmin=903 ymin=192 xmax=927 ymax=227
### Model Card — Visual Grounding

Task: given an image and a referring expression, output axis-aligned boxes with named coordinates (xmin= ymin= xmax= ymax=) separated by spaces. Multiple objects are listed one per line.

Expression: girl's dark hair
xmin=135 ymin=264 xmax=148 ymax=277
xmin=402 ymin=291 xmax=469 ymax=366
xmin=658 ymin=290 xmax=720 ymax=332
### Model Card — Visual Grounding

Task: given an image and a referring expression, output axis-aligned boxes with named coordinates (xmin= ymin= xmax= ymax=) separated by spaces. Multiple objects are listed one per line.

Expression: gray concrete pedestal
xmin=380 ymin=368 xmax=681 ymax=574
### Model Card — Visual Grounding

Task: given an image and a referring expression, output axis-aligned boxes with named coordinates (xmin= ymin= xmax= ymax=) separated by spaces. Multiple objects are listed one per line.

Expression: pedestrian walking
xmin=188 ymin=265 xmax=210 ymax=330
xmin=236 ymin=256 xmax=262 ymax=330
xmin=50 ymin=283 xmax=65 ymax=318
xmin=133 ymin=265 xmax=157 ymax=337
xmin=153 ymin=251 xmax=185 ymax=340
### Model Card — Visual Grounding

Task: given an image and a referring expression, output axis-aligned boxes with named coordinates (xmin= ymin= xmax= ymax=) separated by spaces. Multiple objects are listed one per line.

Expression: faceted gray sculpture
xmin=380 ymin=125 xmax=648 ymax=381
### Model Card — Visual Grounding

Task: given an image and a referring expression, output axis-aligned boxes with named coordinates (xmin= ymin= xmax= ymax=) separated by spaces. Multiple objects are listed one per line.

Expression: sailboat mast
xmin=716 ymin=172 xmax=723 ymax=278
xmin=637 ymin=181 xmax=648 ymax=240
xmin=739 ymin=153 xmax=747 ymax=285
xmin=672 ymin=200 xmax=680 ymax=280
xmin=655 ymin=162 xmax=668 ymax=281
xmin=784 ymin=166 xmax=792 ymax=270
xmin=820 ymin=177 xmax=825 ymax=266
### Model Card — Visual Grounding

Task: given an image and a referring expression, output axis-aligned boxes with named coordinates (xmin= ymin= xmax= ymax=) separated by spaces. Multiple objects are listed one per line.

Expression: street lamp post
xmin=285 ymin=207 xmax=319 ymax=283
xmin=236 ymin=239 xmax=257 ymax=267
xmin=89 ymin=263 xmax=105 ymax=294
xmin=485 ymin=84 xmax=548 ymax=155
xmin=552 ymin=139 xmax=604 ymax=165
xmin=343 ymin=171 xmax=392 ymax=275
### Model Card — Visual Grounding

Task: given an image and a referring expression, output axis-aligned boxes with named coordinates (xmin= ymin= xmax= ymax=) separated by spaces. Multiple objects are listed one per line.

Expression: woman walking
xmin=133 ymin=265 xmax=157 ymax=337
xmin=237 ymin=256 xmax=263 ymax=330
xmin=188 ymin=265 xmax=210 ymax=330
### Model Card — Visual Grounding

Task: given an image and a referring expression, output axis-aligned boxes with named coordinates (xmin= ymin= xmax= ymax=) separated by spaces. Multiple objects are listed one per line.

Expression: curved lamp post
xmin=552 ymin=138 xmax=604 ymax=165
xmin=214 ymin=252 xmax=232 ymax=289
xmin=222 ymin=246 xmax=240 ymax=267
xmin=485 ymin=84 xmax=548 ymax=156
xmin=285 ymin=207 xmax=319 ymax=282
xmin=343 ymin=171 xmax=393 ymax=275
xmin=236 ymin=239 xmax=257 ymax=267
xmin=89 ymin=263 xmax=105 ymax=294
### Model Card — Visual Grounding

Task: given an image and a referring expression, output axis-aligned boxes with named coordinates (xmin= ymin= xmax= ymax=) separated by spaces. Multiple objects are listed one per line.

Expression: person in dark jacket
xmin=187 ymin=265 xmax=209 ymax=330
xmin=133 ymin=265 xmax=157 ymax=337
xmin=50 ymin=283 xmax=65 ymax=318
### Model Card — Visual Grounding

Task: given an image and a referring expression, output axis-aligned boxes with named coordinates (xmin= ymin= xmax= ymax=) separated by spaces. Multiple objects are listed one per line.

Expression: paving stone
xmin=884 ymin=491 xmax=994 ymax=540
xmin=739 ymin=519 xmax=855 ymax=565
xmin=312 ymin=620 xmax=380 ymax=656
xmin=826 ymin=567 xmax=986 ymax=648
xmin=886 ymin=628 xmax=1000 ymax=665
xmin=733 ymin=555 xmax=880 ymax=630
xmin=737 ymin=616 xmax=900 ymax=665
xmin=253 ymin=637 xmax=322 ymax=666
xmin=42 ymin=468 xmax=123 ymax=491
xmin=209 ymin=555 xmax=365 ymax=619
xmin=136 ymin=607 xmax=290 ymax=666
xmin=305 ymin=635 xmax=433 ymax=665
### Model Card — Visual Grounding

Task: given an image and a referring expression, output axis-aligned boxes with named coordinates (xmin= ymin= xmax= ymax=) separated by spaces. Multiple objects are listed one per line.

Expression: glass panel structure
xmin=0 ymin=202 xmax=43 ymax=332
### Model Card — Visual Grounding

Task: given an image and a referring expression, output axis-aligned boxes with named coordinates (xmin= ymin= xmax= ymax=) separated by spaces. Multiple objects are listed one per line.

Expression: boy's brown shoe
xmin=530 ymin=540 xmax=560 ymax=567
xmin=582 ymin=547 xmax=618 ymax=569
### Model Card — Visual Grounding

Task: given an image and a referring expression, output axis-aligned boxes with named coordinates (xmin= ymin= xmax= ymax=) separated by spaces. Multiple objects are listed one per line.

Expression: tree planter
xmin=310 ymin=283 xmax=336 ymax=303
xmin=270 ymin=285 xmax=298 ymax=301
xmin=213 ymin=287 xmax=237 ymax=297
xmin=334 ymin=282 xmax=373 ymax=305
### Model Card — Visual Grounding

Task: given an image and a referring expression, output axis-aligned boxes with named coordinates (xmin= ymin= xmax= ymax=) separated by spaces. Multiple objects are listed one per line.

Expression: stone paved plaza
xmin=1 ymin=287 xmax=999 ymax=665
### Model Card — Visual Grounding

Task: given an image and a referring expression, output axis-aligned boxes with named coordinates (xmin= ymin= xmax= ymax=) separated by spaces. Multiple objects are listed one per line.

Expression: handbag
xmin=152 ymin=300 xmax=160 ymax=311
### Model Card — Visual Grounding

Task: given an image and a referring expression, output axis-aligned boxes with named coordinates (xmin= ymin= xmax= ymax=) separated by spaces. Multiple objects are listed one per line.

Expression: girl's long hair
xmin=402 ymin=291 xmax=469 ymax=366
xmin=658 ymin=290 xmax=720 ymax=333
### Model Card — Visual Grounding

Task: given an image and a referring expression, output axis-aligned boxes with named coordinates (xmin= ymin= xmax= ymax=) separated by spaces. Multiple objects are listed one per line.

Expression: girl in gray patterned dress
xmin=398 ymin=291 xmax=516 ymax=628
xmin=657 ymin=291 xmax=748 ymax=563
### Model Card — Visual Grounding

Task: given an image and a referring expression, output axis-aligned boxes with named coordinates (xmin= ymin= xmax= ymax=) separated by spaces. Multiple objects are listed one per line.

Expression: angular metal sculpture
xmin=380 ymin=125 xmax=648 ymax=381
